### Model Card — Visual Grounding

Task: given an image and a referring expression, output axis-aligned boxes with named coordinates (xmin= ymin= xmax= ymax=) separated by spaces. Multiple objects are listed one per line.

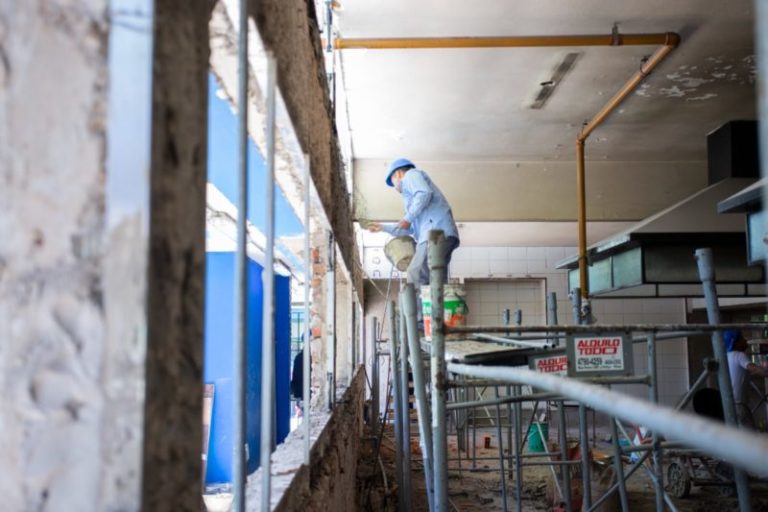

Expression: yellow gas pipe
xmin=575 ymin=34 xmax=679 ymax=301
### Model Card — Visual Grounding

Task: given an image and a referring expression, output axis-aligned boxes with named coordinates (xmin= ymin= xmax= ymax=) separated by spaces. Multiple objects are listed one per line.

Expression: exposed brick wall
xmin=250 ymin=0 xmax=364 ymax=297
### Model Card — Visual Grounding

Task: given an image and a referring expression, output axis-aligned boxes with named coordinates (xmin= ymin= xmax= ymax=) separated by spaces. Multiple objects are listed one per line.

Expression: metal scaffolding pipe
xmin=494 ymin=387 xmax=509 ymax=512
xmin=647 ymin=333 xmax=665 ymax=511
xmin=513 ymin=386 xmax=524 ymax=512
xmin=445 ymin=323 xmax=767 ymax=334
xmin=578 ymin=404 xmax=591 ymax=509
xmin=695 ymin=248 xmax=752 ymax=511
xmin=447 ymin=392 xmax=561 ymax=410
xmin=473 ymin=332 xmax=552 ymax=349
xmin=447 ymin=363 xmax=768 ymax=478
xmin=398 ymin=306 xmax=412 ymax=511
xmin=429 ymin=231 xmax=449 ymax=511
xmin=333 ymin=32 xmax=679 ymax=50
xmin=610 ymin=417 xmax=630 ymax=511
xmin=402 ymin=285 xmax=435 ymax=512
xmin=547 ymin=292 xmax=558 ymax=326
xmin=232 ymin=0 xmax=249 ymax=508
xmin=447 ymin=374 xmax=649 ymax=388
xmin=388 ymin=301 xmax=405 ymax=512
xmin=259 ymin=51 xmax=278 ymax=512
xmin=371 ymin=316 xmax=379 ymax=433
xmin=557 ymin=401 xmax=572 ymax=512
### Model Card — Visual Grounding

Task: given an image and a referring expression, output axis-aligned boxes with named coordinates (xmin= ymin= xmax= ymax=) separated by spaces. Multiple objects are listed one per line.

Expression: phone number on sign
xmin=576 ymin=356 xmax=623 ymax=370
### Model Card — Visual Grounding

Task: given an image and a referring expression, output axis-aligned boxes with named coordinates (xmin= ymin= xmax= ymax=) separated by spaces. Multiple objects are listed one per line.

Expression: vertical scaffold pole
xmin=399 ymin=304 xmax=412 ymax=511
xmin=513 ymin=385 xmax=523 ymax=512
xmin=578 ymin=404 xmax=591 ymax=509
xmin=695 ymin=248 xmax=752 ymax=512
xmin=558 ymin=401 xmax=572 ymax=511
xmin=429 ymin=230 xmax=448 ymax=511
xmin=402 ymin=284 xmax=435 ymax=512
xmin=647 ymin=333 xmax=665 ymax=511
xmin=371 ymin=317 xmax=379 ymax=433
xmin=389 ymin=301 xmax=405 ymax=512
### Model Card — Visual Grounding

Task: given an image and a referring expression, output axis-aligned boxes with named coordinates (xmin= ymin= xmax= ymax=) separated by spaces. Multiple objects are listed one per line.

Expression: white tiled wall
xmin=465 ymin=280 xmax=546 ymax=326
xmin=446 ymin=245 xmax=689 ymax=406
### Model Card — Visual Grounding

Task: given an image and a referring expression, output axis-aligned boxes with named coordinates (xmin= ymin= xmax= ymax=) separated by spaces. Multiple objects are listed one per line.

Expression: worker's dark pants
xmin=406 ymin=236 xmax=460 ymax=286
xmin=407 ymin=236 xmax=460 ymax=324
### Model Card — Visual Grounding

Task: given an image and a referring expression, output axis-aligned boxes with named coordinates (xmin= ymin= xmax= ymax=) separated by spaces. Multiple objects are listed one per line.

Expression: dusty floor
xmin=358 ymin=420 xmax=768 ymax=511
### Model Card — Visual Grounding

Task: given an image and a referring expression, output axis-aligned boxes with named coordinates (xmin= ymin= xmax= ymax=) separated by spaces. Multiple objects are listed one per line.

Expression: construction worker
xmin=723 ymin=329 xmax=768 ymax=427
xmin=368 ymin=158 xmax=460 ymax=285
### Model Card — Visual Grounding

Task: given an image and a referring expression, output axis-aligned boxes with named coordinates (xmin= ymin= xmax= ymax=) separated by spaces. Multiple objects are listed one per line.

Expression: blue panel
xmin=204 ymin=252 xmax=291 ymax=484
xmin=207 ymin=73 xmax=303 ymax=238
xmin=274 ymin=274 xmax=292 ymax=443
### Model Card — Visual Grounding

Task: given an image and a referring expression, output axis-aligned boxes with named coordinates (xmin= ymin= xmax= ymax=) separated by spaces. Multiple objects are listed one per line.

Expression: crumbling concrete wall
xmin=249 ymin=0 xmax=364 ymax=297
xmin=266 ymin=368 xmax=366 ymax=512
xmin=0 ymin=2 xmax=113 ymax=510
xmin=141 ymin=0 xmax=212 ymax=509
xmin=0 ymin=1 xmax=212 ymax=510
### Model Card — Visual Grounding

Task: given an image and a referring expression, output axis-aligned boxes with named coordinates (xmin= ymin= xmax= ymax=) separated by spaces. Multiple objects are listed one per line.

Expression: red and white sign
xmin=531 ymin=354 xmax=569 ymax=376
xmin=573 ymin=335 xmax=625 ymax=372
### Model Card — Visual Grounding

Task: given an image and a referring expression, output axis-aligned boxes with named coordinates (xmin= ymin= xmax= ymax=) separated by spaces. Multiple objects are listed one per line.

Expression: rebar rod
xmin=429 ymin=231 xmax=448 ymax=511
xmin=695 ymin=248 xmax=752 ymax=512
xmin=447 ymin=363 xmax=768 ymax=478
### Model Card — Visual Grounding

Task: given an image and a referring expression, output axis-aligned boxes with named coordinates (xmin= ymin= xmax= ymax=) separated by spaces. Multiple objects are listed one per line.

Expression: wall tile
xmin=527 ymin=247 xmax=546 ymax=259
xmin=508 ymin=247 xmax=527 ymax=260
xmin=489 ymin=260 xmax=510 ymax=276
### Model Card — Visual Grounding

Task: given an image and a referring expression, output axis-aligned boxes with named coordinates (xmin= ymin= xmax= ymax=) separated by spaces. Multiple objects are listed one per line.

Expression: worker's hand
xmin=367 ymin=222 xmax=383 ymax=233
xmin=397 ymin=219 xmax=411 ymax=230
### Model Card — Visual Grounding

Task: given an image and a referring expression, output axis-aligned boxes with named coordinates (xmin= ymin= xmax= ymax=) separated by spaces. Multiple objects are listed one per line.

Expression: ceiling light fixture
xmin=529 ymin=52 xmax=580 ymax=109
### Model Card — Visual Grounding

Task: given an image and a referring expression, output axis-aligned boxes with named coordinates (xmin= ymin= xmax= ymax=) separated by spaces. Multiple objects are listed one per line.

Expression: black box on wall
xmin=707 ymin=120 xmax=760 ymax=184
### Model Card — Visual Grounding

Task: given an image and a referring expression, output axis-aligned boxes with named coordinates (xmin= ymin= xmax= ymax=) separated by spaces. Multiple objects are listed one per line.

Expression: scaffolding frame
xmin=388 ymin=230 xmax=768 ymax=512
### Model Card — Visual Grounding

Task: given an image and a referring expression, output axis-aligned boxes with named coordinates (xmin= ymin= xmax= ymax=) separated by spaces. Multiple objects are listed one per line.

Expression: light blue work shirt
xmin=383 ymin=168 xmax=459 ymax=245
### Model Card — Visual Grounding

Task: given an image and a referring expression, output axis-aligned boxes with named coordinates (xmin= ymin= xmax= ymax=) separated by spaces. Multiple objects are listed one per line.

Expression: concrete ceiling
xmin=336 ymin=0 xmax=757 ymax=245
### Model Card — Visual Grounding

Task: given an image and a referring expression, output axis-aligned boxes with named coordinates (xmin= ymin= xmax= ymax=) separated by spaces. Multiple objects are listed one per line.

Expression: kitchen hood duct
xmin=557 ymin=178 xmax=764 ymax=298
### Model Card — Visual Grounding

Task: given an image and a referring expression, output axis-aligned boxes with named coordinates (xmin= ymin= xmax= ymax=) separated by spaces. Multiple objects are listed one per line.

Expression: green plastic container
xmin=420 ymin=284 xmax=468 ymax=340
xmin=527 ymin=422 xmax=549 ymax=453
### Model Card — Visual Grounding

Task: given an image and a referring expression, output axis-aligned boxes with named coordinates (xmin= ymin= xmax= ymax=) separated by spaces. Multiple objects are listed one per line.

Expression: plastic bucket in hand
xmin=528 ymin=422 xmax=549 ymax=453
xmin=420 ymin=284 xmax=468 ymax=340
